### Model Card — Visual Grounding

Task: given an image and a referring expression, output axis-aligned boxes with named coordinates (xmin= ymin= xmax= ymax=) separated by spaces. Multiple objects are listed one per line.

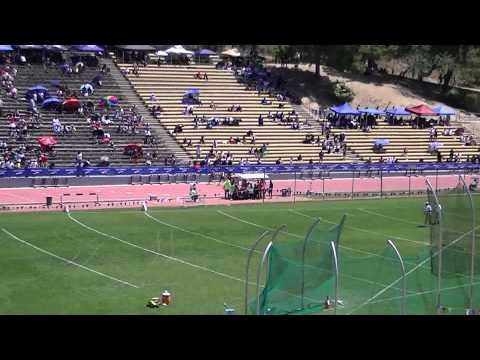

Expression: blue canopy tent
xmin=72 ymin=45 xmax=104 ymax=52
xmin=385 ymin=107 xmax=411 ymax=116
xmin=16 ymin=45 xmax=44 ymax=50
xmin=0 ymin=45 xmax=14 ymax=51
xmin=42 ymin=97 xmax=61 ymax=108
xmin=432 ymin=105 xmax=456 ymax=116
xmin=195 ymin=49 xmax=217 ymax=56
xmin=330 ymin=103 xmax=360 ymax=115
xmin=358 ymin=107 xmax=386 ymax=116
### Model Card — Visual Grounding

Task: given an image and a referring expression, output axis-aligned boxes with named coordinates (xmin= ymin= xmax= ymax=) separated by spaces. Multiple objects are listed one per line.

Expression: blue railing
xmin=0 ymin=162 xmax=479 ymax=178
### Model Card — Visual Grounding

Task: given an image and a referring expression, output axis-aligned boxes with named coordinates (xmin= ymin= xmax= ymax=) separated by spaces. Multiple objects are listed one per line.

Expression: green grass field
xmin=1 ymin=196 xmax=479 ymax=315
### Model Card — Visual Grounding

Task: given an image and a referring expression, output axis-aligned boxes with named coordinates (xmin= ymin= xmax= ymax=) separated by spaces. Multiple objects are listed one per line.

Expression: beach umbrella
xmin=37 ymin=136 xmax=57 ymax=146
xmin=63 ymin=98 xmax=81 ymax=110
xmin=80 ymin=83 xmax=94 ymax=93
xmin=28 ymin=85 xmax=48 ymax=93
xmin=42 ymin=97 xmax=61 ymax=108
xmin=374 ymin=139 xmax=390 ymax=146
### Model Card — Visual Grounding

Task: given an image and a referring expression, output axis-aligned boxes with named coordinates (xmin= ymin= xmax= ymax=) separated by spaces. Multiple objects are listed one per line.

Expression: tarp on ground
xmin=0 ymin=45 xmax=14 ymax=51
xmin=72 ymin=45 xmax=104 ymax=52
xmin=385 ymin=107 xmax=411 ymax=116
xmin=116 ymin=45 xmax=156 ymax=51
xmin=406 ymin=104 xmax=437 ymax=116
xmin=165 ymin=45 xmax=194 ymax=55
xmin=330 ymin=103 xmax=360 ymax=115
xmin=432 ymin=104 xmax=456 ymax=116
xmin=358 ymin=107 xmax=386 ymax=115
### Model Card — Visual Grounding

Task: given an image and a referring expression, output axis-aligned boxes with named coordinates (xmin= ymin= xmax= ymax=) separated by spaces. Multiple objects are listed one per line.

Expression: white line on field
xmin=347 ymin=224 xmax=480 ymax=315
xmin=1 ymin=228 xmax=138 ymax=288
xmin=367 ymin=279 xmax=480 ymax=306
xmin=69 ymin=212 xmax=324 ymax=305
xmin=288 ymin=209 xmax=428 ymax=246
xmin=68 ymin=213 xmax=249 ymax=284
xmin=357 ymin=208 xmax=422 ymax=227
xmin=144 ymin=212 xmax=254 ymax=252
xmin=216 ymin=210 xmax=408 ymax=291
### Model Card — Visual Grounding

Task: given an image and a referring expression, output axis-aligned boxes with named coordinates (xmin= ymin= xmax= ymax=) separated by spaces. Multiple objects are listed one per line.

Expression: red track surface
xmin=0 ymin=174 xmax=473 ymax=213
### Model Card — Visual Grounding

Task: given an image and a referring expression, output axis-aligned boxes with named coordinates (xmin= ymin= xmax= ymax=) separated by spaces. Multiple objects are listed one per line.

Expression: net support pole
xmin=426 ymin=179 xmax=443 ymax=310
xmin=380 ymin=166 xmax=383 ymax=198
xmin=256 ymin=241 xmax=273 ymax=315
xmin=351 ymin=171 xmax=355 ymax=199
xmin=330 ymin=241 xmax=339 ymax=316
xmin=300 ymin=219 xmax=322 ymax=309
xmin=387 ymin=239 xmax=406 ymax=315
xmin=244 ymin=230 xmax=271 ymax=315
xmin=293 ymin=171 xmax=297 ymax=205
xmin=459 ymin=175 xmax=476 ymax=310
xmin=408 ymin=172 xmax=411 ymax=197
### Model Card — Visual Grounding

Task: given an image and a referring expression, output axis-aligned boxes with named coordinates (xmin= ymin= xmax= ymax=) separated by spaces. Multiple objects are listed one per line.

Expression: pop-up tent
xmin=385 ymin=107 xmax=411 ymax=116
xmin=330 ymin=103 xmax=360 ymax=115
xmin=16 ymin=45 xmax=44 ymax=50
xmin=358 ymin=107 xmax=386 ymax=116
xmin=432 ymin=104 xmax=456 ymax=116
xmin=165 ymin=45 xmax=194 ymax=55
xmin=405 ymin=104 xmax=437 ymax=116
xmin=221 ymin=48 xmax=242 ymax=57
xmin=72 ymin=45 xmax=104 ymax=52
xmin=44 ymin=45 xmax=69 ymax=52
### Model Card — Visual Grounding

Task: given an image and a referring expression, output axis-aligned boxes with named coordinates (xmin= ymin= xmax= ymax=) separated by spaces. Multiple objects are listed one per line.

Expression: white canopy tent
xmin=165 ymin=45 xmax=194 ymax=55
xmin=234 ymin=173 xmax=269 ymax=180
xmin=156 ymin=50 xmax=168 ymax=57
xmin=221 ymin=48 xmax=242 ymax=57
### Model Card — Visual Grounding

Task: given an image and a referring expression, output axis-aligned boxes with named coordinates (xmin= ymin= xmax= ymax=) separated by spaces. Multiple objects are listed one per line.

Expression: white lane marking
xmin=289 ymin=209 xmax=428 ymax=246
xmin=68 ymin=213 xmax=247 ymax=284
xmin=357 ymin=208 xmax=422 ymax=227
xmin=144 ymin=212 xmax=253 ymax=252
xmin=1 ymin=228 xmax=138 ymax=288
xmin=216 ymin=210 xmax=408 ymax=291
xmin=347 ymin=225 xmax=480 ymax=315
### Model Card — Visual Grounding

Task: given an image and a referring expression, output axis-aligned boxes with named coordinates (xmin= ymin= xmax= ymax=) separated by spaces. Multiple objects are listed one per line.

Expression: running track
xmin=0 ymin=174 xmax=473 ymax=212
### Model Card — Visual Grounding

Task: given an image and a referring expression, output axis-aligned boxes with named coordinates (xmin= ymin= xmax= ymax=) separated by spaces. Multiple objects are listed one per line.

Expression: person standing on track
xmin=424 ymin=201 xmax=433 ymax=226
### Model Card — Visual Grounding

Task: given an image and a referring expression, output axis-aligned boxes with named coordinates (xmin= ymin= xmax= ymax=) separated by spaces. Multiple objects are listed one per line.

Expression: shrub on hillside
xmin=465 ymin=93 xmax=480 ymax=113
xmin=332 ymin=81 xmax=355 ymax=103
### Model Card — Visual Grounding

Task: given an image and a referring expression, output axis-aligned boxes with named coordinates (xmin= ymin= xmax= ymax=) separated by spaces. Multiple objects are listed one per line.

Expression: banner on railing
xmin=0 ymin=162 xmax=479 ymax=178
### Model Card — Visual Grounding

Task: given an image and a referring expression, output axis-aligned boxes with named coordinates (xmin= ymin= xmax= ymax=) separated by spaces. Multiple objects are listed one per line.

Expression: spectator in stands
xmin=261 ymin=97 xmax=272 ymax=105
xmin=276 ymin=158 xmax=281 ymax=165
